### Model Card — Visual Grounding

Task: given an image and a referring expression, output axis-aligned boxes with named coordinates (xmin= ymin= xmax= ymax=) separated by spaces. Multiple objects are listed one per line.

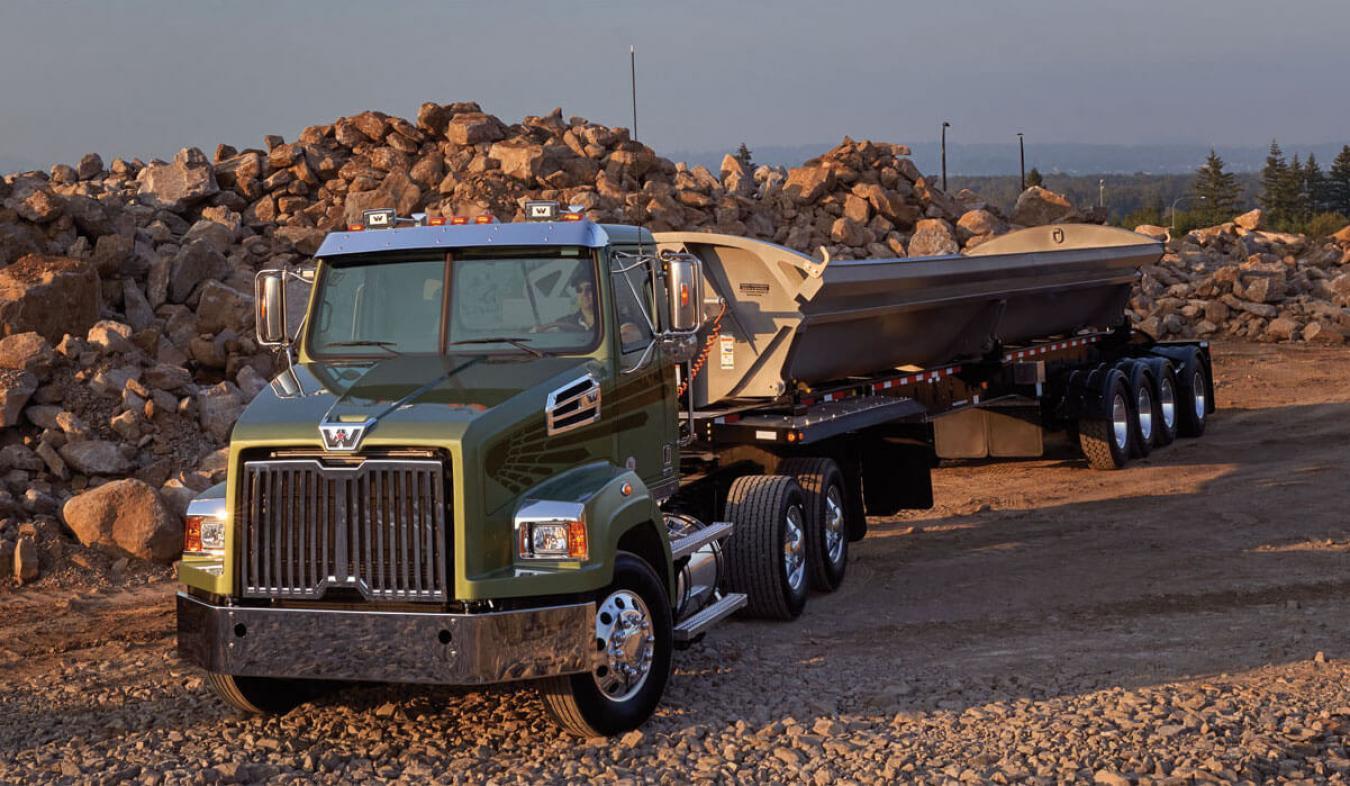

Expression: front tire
xmin=723 ymin=475 xmax=810 ymax=619
xmin=205 ymin=673 xmax=325 ymax=715
xmin=539 ymin=552 xmax=673 ymax=737
xmin=778 ymin=458 xmax=849 ymax=592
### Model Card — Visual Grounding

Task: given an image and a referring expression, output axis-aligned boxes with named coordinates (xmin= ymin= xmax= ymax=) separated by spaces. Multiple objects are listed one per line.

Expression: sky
xmin=1 ymin=0 xmax=1347 ymax=172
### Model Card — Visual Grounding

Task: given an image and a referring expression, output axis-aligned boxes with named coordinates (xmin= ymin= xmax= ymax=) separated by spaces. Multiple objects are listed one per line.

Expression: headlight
xmin=515 ymin=500 xmax=587 ymax=561
xmin=184 ymin=496 xmax=226 ymax=556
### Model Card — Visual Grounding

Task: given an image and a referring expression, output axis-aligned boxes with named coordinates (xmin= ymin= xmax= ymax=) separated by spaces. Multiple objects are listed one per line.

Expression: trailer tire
xmin=1141 ymin=358 xmax=1179 ymax=447
xmin=539 ymin=552 xmax=673 ymax=737
xmin=1174 ymin=350 xmax=1210 ymax=438
xmin=778 ymin=458 xmax=849 ymax=593
xmin=205 ymin=673 xmax=324 ymax=715
xmin=723 ymin=475 xmax=810 ymax=620
xmin=1078 ymin=375 xmax=1133 ymax=470
xmin=1116 ymin=362 xmax=1156 ymax=458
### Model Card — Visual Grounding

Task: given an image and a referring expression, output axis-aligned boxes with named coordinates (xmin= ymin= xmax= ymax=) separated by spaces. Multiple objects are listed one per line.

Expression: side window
xmin=611 ymin=263 xmax=654 ymax=352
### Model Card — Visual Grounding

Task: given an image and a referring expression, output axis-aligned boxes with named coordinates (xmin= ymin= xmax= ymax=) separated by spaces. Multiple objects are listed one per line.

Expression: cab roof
xmin=314 ymin=220 xmax=656 ymax=259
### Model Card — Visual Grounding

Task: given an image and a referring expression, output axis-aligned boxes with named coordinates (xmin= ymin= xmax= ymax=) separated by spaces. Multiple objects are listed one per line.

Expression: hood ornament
xmin=320 ymin=418 xmax=375 ymax=452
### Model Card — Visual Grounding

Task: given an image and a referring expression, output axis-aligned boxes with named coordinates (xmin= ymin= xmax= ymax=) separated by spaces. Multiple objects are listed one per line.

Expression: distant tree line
xmin=947 ymin=140 xmax=1350 ymax=238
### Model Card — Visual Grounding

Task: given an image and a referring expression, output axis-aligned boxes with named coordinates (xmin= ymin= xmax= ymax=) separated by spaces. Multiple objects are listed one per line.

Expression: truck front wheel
xmin=205 ymin=672 xmax=324 ymax=715
xmin=539 ymin=552 xmax=673 ymax=737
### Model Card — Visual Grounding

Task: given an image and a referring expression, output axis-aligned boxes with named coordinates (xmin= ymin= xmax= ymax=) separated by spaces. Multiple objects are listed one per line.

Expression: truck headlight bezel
xmin=515 ymin=500 xmax=587 ymax=561
xmin=183 ymin=496 xmax=227 ymax=557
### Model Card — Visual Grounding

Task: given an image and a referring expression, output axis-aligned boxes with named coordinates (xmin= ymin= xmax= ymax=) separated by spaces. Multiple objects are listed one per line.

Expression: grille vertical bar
xmin=239 ymin=459 xmax=449 ymax=602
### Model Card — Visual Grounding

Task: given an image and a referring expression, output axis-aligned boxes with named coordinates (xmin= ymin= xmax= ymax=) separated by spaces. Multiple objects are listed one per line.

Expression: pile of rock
xmin=1131 ymin=210 xmax=1350 ymax=344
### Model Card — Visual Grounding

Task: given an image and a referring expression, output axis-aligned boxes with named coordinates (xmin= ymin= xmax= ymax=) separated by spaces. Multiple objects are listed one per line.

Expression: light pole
xmin=1098 ymin=178 xmax=1105 ymax=208
xmin=1170 ymin=195 xmax=1207 ymax=234
xmin=1017 ymin=133 xmax=1026 ymax=191
xmin=941 ymin=121 xmax=951 ymax=191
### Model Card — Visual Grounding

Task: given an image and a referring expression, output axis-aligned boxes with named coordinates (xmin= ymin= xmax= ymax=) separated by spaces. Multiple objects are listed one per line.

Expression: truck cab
xmin=177 ymin=204 xmax=739 ymax=736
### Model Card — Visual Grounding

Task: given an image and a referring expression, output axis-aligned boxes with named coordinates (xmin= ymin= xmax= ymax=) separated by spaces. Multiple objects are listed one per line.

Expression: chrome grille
xmin=239 ymin=459 xmax=448 ymax=602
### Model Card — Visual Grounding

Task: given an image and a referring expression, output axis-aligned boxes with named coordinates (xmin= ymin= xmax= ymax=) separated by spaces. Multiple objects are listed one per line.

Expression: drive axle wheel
xmin=778 ymin=457 xmax=849 ymax=592
xmin=539 ymin=552 xmax=672 ymax=737
xmin=206 ymin=673 xmax=325 ymax=715
xmin=1078 ymin=374 xmax=1133 ymax=470
xmin=723 ymin=475 xmax=810 ymax=619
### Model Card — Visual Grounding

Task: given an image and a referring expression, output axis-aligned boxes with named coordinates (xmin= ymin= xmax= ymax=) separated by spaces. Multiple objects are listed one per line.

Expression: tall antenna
xmin=629 ymin=45 xmax=639 ymax=142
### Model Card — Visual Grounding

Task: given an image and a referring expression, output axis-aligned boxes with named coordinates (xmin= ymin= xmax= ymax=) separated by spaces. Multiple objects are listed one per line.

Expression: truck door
xmin=609 ymin=249 xmax=679 ymax=495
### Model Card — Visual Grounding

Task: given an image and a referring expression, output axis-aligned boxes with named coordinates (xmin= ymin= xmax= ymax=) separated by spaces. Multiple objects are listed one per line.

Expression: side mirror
xmin=254 ymin=269 xmax=289 ymax=346
xmin=666 ymin=256 xmax=704 ymax=332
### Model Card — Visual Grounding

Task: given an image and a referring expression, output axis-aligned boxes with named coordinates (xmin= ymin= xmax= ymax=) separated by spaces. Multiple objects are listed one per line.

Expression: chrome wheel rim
xmin=824 ymin=485 xmax=846 ymax=567
xmin=1160 ymin=376 xmax=1176 ymax=431
xmin=592 ymin=589 xmax=655 ymax=702
xmin=1192 ymin=370 xmax=1206 ymax=421
xmin=1112 ymin=393 xmax=1130 ymax=452
xmin=1137 ymin=385 xmax=1153 ymax=443
xmin=783 ymin=504 xmax=806 ymax=591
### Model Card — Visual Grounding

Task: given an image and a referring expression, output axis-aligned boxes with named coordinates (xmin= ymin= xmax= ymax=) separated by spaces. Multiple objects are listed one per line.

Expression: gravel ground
xmin=3 ymin=341 xmax=1350 ymax=785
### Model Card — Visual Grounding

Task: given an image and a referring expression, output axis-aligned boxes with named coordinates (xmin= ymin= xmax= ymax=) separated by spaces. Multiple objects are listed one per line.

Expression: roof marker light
xmin=362 ymin=208 xmax=396 ymax=229
xmin=450 ymin=216 xmax=470 ymax=225
xmin=474 ymin=214 xmax=495 ymax=224
xmin=346 ymin=223 xmax=364 ymax=232
xmin=559 ymin=212 xmax=583 ymax=222
xmin=427 ymin=216 xmax=447 ymax=226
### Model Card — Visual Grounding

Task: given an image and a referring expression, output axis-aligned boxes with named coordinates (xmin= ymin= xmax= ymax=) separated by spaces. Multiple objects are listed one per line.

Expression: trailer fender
xmin=1058 ymin=365 xmax=1130 ymax=421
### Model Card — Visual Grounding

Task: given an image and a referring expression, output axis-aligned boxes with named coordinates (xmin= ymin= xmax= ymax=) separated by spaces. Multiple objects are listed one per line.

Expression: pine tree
xmin=1303 ymin=153 xmax=1330 ymax=214
xmin=1190 ymin=149 xmax=1241 ymax=223
xmin=1287 ymin=153 xmax=1310 ymax=228
xmin=733 ymin=143 xmax=754 ymax=171
xmin=1026 ymin=167 xmax=1044 ymax=188
xmin=1328 ymin=145 xmax=1350 ymax=216
xmin=1258 ymin=140 xmax=1298 ymax=227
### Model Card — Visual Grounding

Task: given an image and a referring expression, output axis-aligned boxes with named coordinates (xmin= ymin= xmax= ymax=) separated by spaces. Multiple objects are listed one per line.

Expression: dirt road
xmin=4 ymin=341 xmax=1350 ymax=784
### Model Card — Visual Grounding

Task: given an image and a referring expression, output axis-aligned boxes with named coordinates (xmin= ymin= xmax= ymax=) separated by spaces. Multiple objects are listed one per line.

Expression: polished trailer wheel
xmin=1078 ymin=371 xmax=1134 ymax=470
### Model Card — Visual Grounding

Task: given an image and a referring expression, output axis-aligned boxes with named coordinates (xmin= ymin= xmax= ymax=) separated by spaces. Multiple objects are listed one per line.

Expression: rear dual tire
xmin=777 ymin=458 xmax=849 ymax=593
xmin=1078 ymin=375 xmax=1134 ymax=470
xmin=723 ymin=475 xmax=810 ymax=620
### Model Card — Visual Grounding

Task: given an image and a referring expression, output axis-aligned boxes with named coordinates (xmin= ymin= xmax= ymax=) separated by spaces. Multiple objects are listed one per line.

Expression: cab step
xmin=674 ymin=592 xmax=747 ymax=642
xmin=669 ymin=520 xmax=734 ymax=561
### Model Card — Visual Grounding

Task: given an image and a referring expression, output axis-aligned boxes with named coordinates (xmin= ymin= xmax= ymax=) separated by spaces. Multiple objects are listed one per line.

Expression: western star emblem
xmin=320 ymin=420 xmax=372 ymax=452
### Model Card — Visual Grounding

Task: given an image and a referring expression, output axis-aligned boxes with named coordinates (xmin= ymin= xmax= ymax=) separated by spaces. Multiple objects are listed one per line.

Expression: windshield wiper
xmin=448 ymin=336 xmax=543 ymax=357
xmin=324 ymin=340 xmax=403 ymax=355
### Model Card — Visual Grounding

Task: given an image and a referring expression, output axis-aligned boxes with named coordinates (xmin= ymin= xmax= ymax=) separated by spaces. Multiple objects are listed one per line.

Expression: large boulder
xmin=343 ymin=169 xmax=422 ymax=226
xmin=783 ymin=164 xmax=836 ymax=204
xmin=0 ymin=254 xmax=102 ymax=343
xmin=198 ymin=381 xmax=245 ymax=442
xmin=58 ymin=439 xmax=133 ymax=476
xmin=195 ymin=281 xmax=254 ymax=333
xmin=908 ymin=218 xmax=960 ymax=257
xmin=0 ymin=332 xmax=56 ymax=380
xmin=0 ymin=222 xmax=46 ymax=266
xmin=0 ymin=369 xmax=38 ymax=427
xmin=62 ymin=479 xmax=182 ymax=562
xmin=136 ymin=147 xmax=219 ymax=212
xmin=446 ymin=112 xmax=507 ymax=146
xmin=1012 ymin=187 xmax=1083 ymax=227
xmin=168 ymin=240 xmax=228 ymax=303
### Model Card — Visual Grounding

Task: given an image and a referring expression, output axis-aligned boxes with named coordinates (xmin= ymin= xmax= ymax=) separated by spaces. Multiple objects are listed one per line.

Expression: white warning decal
xmin=719 ymin=335 xmax=736 ymax=370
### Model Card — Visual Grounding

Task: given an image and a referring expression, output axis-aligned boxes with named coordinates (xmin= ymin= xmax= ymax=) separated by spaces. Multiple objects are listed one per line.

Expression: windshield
xmin=307 ymin=248 xmax=599 ymax=358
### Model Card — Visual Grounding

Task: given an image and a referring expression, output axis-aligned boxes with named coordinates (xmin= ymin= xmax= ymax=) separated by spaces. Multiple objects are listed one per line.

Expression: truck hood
xmin=231 ymin=354 xmax=597 ymax=447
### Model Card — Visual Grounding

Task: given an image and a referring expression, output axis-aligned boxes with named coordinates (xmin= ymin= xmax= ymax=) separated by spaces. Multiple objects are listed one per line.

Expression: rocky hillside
xmin=0 ymin=102 xmax=1347 ymax=585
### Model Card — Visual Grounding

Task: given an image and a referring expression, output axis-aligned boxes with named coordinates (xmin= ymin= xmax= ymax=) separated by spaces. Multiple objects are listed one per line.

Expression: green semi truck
xmin=177 ymin=203 xmax=1214 ymax=735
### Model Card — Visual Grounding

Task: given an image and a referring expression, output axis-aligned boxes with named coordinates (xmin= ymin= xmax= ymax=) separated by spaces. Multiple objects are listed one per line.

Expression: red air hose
xmin=677 ymin=302 xmax=727 ymax=399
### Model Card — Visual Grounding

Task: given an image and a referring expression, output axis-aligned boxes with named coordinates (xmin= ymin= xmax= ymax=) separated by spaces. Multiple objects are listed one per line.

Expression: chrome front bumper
xmin=176 ymin=592 xmax=594 ymax=685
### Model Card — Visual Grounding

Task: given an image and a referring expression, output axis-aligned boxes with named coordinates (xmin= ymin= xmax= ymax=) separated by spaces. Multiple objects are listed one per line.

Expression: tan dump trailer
xmin=654 ymin=224 xmax=1162 ymax=408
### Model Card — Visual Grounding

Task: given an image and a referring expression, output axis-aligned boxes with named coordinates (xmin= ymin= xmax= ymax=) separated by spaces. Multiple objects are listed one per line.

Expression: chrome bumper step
xmin=674 ymin=592 xmax=746 ymax=642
